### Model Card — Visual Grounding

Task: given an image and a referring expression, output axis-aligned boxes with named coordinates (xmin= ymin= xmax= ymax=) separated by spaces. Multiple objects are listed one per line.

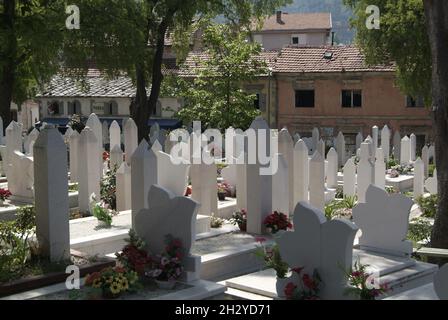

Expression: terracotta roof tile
xmin=274 ymin=46 xmax=395 ymax=73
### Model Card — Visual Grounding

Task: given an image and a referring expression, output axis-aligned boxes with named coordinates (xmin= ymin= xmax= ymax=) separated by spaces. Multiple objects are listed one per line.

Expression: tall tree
xmin=423 ymin=0 xmax=448 ymax=251
xmin=0 ymin=0 xmax=65 ymax=130
xmin=64 ymin=0 xmax=291 ymax=141
xmin=344 ymin=0 xmax=448 ymax=249
xmin=171 ymin=23 xmax=265 ymax=131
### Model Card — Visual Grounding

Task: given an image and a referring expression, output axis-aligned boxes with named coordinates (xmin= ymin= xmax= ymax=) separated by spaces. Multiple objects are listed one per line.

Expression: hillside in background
xmin=281 ymin=0 xmax=355 ymax=44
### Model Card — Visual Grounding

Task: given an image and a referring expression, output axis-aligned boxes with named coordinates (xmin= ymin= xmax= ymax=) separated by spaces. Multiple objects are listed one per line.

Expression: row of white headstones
xmin=2 ymin=116 xmax=439 ymax=233
xmin=1 ymin=116 xmax=444 ymax=299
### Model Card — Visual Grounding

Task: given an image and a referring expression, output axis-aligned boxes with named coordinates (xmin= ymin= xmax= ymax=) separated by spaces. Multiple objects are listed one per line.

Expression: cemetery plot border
xmin=0 ymin=250 xmax=115 ymax=298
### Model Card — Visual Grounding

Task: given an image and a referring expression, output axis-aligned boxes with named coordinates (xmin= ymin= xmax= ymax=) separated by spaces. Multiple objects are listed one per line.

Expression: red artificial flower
xmin=255 ymin=237 xmax=266 ymax=244
xmin=302 ymin=274 xmax=317 ymax=290
xmin=284 ymin=282 xmax=297 ymax=299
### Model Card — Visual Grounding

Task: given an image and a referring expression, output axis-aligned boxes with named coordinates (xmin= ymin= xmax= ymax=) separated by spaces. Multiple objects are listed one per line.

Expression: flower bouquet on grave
xmin=116 ymin=229 xmax=153 ymax=280
xmin=90 ymin=193 xmax=116 ymax=228
xmin=284 ymin=267 xmax=322 ymax=300
xmin=263 ymin=211 xmax=292 ymax=234
xmin=217 ymin=183 xmax=230 ymax=201
xmin=85 ymin=266 xmax=139 ymax=299
xmin=0 ymin=188 xmax=12 ymax=205
xmin=343 ymin=261 xmax=390 ymax=300
xmin=230 ymin=209 xmax=247 ymax=231
xmin=147 ymin=235 xmax=184 ymax=290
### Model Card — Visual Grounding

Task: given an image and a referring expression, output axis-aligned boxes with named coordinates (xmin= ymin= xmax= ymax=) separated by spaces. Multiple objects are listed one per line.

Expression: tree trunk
xmin=423 ymin=0 xmax=448 ymax=252
xmin=133 ymin=63 xmax=149 ymax=143
xmin=0 ymin=0 xmax=16 ymax=132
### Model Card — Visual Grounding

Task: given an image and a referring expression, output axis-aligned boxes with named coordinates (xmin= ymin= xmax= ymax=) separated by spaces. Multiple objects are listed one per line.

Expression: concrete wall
xmin=276 ymin=73 xmax=433 ymax=142
xmin=254 ymin=31 xmax=329 ymax=50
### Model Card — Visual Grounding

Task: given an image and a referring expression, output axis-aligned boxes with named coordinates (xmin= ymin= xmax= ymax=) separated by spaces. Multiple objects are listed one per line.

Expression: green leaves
xmin=344 ymin=0 xmax=431 ymax=102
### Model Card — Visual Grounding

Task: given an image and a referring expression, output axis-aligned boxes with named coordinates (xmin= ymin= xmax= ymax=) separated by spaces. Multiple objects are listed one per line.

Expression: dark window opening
xmin=292 ymin=37 xmax=299 ymax=45
xmin=254 ymin=93 xmax=260 ymax=110
xmin=295 ymin=90 xmax=315 ymax=108
xmin=406 ymin=96 xmax=425 ymax=108
xmin=342 ymin=90 xmax=362 ymax=108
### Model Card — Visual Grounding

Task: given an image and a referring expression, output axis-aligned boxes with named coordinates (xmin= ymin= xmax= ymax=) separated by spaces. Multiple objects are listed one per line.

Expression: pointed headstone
xmin=102 ymin=121 xmax=109 ymax=146
xmin=34 ymin=127 xmax=70 ymax=262
xmin=336 ymin=132 xmax=345 ymax=167
xmin=312 ymin=128 xmax=320 ymax=152
xmin=309 ymin=152 xmax=325 ymax=211
xmin=24 ymin=128 xmax=39 ymax=155
xmin=110 ymin=144 xmax=123 ymax=170
xmin=109 ymin=120 xmax=121 ymax=150
xmin=381 ymin=125 xmax=391 ymax=161
xmin=130 ymin=140 xmax=157 ymax=227
xmin=272 ymin=154 xmax=289 ymax=217
xmin=343 ymin=157 xmax=356 ymax=197
xmin=425 ymin=169 xmax=438 ymax=195
xmin=278 ymin=128 xmax=294 ymax=214
xmin=69 ymin=131 xmax=80 ymax=183
xmin=294 ymin=140 xmax=309 ymax=204
xmin=414 ymin=158 xmax=425 ymax=199
xmin=326 ymin=148 xmax=338 ymax=189
xmin=410 ymin=134 xmax=417 ymax=162
xmin=357 ymin=142 xmax=374 ymax=203
xmin=78 ymin=127 xmax=101 ymax=213
xmin=124 ymin=118 xmax=138 ymax=165
xmin=86 ymin=114 xmax=103 ymax=175
xmin=374 ymin=148 xmax=386 ymax=190
xmin=372 ymin=126 xmax=379 ymax=151
xmin=356 ymin=132 xmax=363 ymax=151
xmin=428 ymin=145 xmax=436 ymax=165
xmin=400 ymin=136 xmax=411 ymax=165
xmin=116 ymin=163 xmax=131 ymax=212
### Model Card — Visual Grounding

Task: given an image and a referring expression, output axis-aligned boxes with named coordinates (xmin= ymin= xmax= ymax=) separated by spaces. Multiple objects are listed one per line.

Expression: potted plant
xmin=84 ymin=266 xmax=139 ymax=299
xmin=0 ymin=188 xmax=12 ymax=206
xmin=263 ymin=211 xmax=292 ymax=234
xmin=255 ymin=239 xmax=289 ymax=297
xmin=148 ymin=235 xmax=184 ymax=290
xmin=230 ymin=209 xmax=247 ymax=231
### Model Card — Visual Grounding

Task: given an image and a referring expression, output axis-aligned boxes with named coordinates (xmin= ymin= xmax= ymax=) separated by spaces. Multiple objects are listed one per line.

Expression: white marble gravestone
xmin=356 ymin=132 xmax=363 ymax=151
xmin=422 ymin=145 xmax=429 ymax=178
xmin=277 ymin=202 xmax=358 ymax=299
xmin=5 ymin=121 xmax=23 ymax=178
xmin=69 ymin=131 xmax=80 ymax=183
xmin=157 ymin=151 xmax=190 ymax=197
xmin=78 ymin=127 xmax=101 ymax=213
xmin=425 ymin=169 xmax=438 ymax=195
xmin=410 ymin=134 xmax=417 ymax=162
xmin=357 ymin=143 xmax=374 ymax=203
xmin=135 ymin=185 xmax=201 ymax=282
xmin=353 ymin=185 xmax=414 ymax=257
xmin=124 ymin=118 xmax=138 ymax=165
xmin=110 ymin=144 xmax=123 ymax=170
xmin=434 ymin=264 xmax=448 ymax=300
xmin=86 ymin=114 xmax=103 ymax=173
xmin=278 ymin=128 xmax=294 ymax=214
xmin=245 ymin=117 xmax=273 ymax=234
xmin=372 ymin=126 xmax=379 ymax=151
xmin=381 ymin=125 xmax=391 ymax=161
xmin=414 ymin=158 xmax=425 ymax=199
xmin=102 ymin=121 xmax=109 ymax=147
xmin=374 ymin=148 xmax=386 ymax=190
xmin=116 ymin=162 xmax=131 ymax=212
xmin=109 ymin=120 xmax=121 ymax=150
xmin=294 ymin=140 xmax=309 ymax=204
xmin=190 ymin=152 xmax=217 ymax=217
xmin=309 ymin=152 xmax=325 ymax=211
xmin=9 ymin=150 xmax=34 ymax=202
xmin=400 ymin=136 xmax=411 ymax=165
xmin=131 ymin=140 xmax=157 ymax=227
xmin=326 ymin=148 xmax=338 ymax=189
xmin=293 ymin=133 xmax=301 ymax=145
xmin=34 ymin=127 xmax=70 ymax=262
xmin=343 ymin=157 xmax=356 ymax=197
xmin=317 ymin=139 xmax=325 ymax=158
xmin=24 ymin=128 xmax=39 ymax=155
xmin=272 ymin=154 xmax=289 ymax=216
xmin=393 ymin=131 xmax=401 ymax=161
xmin=64 ymin=127 xmax=73 ymax=144
xmin=336 ymin=132 xmax=345 ymax=167
xmin=221 ymin=165 xmax=237 ymax=187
